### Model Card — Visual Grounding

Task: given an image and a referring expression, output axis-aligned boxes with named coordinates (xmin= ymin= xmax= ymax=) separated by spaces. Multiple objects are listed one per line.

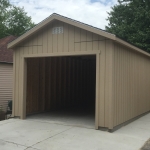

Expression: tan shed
xmin=8 ymin=13 xmax=150 ymax=130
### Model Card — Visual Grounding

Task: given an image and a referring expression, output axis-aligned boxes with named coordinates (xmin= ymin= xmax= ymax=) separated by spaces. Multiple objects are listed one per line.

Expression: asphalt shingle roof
xmin=0 ymin=35 xmax=16 ymax=63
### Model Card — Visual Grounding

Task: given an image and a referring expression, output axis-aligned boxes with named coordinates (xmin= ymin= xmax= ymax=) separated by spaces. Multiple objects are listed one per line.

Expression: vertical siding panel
xmin=63 ymin=23 xmax=69 ymax=52
xmin=121 ymin=46 xmax=124 ymax=123
xmin=23 ymin=47 xmax=29 ymax=55
xmin=117 ymin=45 xmax=120 ymax=125
xmin=53 ymin=33 xmax=57 ymax=53
xmin=113 ymin=45 xmax=117 ymax=126
xmin=32 ymin=34 xmax=38 ymax=54
xmin=125 ymin=49 xmax=131 ymax=118
xmin=58 ymin=58 xmax=62 ymax=107
xmin=74 ymin=27 xmax=81 ymax=51
xmin=58 ymin=21 xmax=64 ymax=52
xmin=74 ymin=27 xmax=81 ymax=42
xmin=93 ymin=34 xmax=99 ymax=51
xmin=33 ymin=58 xmax=39 ymax=112
xmin=93 ymin=33 xmax=99 ymax=40
xmin=42 ymin=27 xmax=48 ymax=53
xmin=99 ymin=40 xmax=105 ymax=127
xmin=12 ymin=52 xmax=16 ymax=116
xmin=26 ymin=59 xmax=31 ymax=114
xmin=47 ymin=24 xmax=53 ymax=53
xmin=61 ymin=57 xmax=66 ymax=107
xmin=49 ymin=58 xmax=52 ymax=109
xmin=48 ymin=58 xmax=52 ymax=109
xmin=104 ymin=42 xmax=109 ymax=127
xmin=104 ymin=40 xmax=114 ymax=129
xmin=53 ymin=58 xmax=57 ymax=108
xmin=14 ymin=50 xmax=19 ymax=116
xmin=39 ymin=58 xmax=45 ymax=111
xmin=99 ymin=41 xmax=105 ymax=52
xmin=80 ymin=29 xmax=86 ymax=51
xmin=79 ymin=59 xmax=83 ymax=104
xmin=130 ymin=51 xmax=134 ymax=118
xmin=28 ymin=38 xmax=33 ymax=54
xmin=68 ymin=58 xmax=71 ymax=106
xmin=68 ymin=25 xmax=75 ymax=52
xmin=87 ymin=32 xmax=93 ymax=51
xmin=87 ymin=42 xmax=93 ymax=51
xmin=75 ymin=43 xmax=80 ymax=51
xmin=124 ymin=48 xmax=127 ymax=121
xmin=71 ymin=59 xmax=75 ymax=105
xmin=93 ymin=41 xmax=99 ymax=50
xmin=45 ymin=58 xmax=51 ymax=110
xmin=76 ymin=59 xmax=79 ymax=105
xmin=18 ymin=48 xmax=24 ymax=116
xmin=37 ymin=31 xmax=43 ymax=54
xmin=87 ymin=31 xmax=93 ymax=41
xmin=133 ymin=53 xmax=136 ymax=117
xmin=52 ymin=21 xmax=58 ymax=53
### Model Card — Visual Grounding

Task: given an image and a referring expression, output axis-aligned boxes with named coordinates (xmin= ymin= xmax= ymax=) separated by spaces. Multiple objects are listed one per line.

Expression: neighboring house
xmin=0 ymin=36 xmax=16 ymax=112
xmin=8 ymin=13 xmax=150 ymax=130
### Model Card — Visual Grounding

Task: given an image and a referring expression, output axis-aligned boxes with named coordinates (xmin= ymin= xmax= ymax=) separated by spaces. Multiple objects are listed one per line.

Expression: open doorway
xmin=26 ymin=55 xmax=96 ymax=128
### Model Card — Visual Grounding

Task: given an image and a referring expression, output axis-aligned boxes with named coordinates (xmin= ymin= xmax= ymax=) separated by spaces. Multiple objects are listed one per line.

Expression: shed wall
xmin=13 ymin=20 xmax=114 ymax=128
xmin=113 ymin=43 xmax=150 ymax=127
xmin=0 ymin=63 xmax=13 ymax=112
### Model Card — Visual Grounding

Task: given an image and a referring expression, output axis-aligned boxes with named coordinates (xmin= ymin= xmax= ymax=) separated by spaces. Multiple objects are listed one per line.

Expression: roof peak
xmin=8 ymin=13 xmax=115 ymax=49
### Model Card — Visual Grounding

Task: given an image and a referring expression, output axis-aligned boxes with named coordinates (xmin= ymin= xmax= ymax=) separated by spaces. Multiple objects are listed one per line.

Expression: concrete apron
xmin=26 ymin=110 xmax=95 ymax=129
xmin=0 ymin=113 xmax=150 ymax=150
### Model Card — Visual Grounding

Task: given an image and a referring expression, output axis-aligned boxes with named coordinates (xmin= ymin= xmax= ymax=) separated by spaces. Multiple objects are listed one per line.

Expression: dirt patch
xmin=140 ymin=139 xmax=150 ymax=150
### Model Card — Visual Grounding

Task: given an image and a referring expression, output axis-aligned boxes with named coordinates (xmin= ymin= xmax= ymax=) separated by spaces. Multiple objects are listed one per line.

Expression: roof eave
xmin=116 ymin=37 xmax=150 ymax=57
xmin=8 ymin=15 xmax=56 ymax=49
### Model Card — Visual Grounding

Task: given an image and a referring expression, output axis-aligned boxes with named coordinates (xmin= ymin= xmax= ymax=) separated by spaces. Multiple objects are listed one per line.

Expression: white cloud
xmin=10 ymin=0 xmax=118 ymax=29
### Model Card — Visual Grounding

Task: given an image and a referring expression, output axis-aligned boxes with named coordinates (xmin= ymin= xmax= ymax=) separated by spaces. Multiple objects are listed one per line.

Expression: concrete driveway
xmin=0 ymin=113 xmax=150 ymax=150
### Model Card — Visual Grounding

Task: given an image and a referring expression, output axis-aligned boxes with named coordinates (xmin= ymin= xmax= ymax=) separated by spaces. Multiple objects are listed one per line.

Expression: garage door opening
xmin=26 ymin=55 xmax=96 ymax=128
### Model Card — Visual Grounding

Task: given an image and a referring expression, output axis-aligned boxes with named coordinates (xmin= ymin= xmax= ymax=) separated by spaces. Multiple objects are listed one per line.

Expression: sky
xmin=9 ymin=0 xmax=118 ymax=30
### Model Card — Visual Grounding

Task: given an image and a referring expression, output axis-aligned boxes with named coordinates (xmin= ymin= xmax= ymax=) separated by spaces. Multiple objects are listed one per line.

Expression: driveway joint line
xmin=0 ymin=139 xmax=28 ymax=148
xmin=24 ymin=126 xmax=74 ymax=150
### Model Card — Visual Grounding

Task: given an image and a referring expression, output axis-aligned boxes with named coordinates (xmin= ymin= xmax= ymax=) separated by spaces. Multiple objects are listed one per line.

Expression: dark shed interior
xmin=26 ymin=55 xmax=96 ymax=121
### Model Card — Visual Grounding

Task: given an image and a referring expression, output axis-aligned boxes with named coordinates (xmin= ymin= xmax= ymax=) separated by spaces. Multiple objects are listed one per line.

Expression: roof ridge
xmin=8 ymin=13 xmax=116 ymax=48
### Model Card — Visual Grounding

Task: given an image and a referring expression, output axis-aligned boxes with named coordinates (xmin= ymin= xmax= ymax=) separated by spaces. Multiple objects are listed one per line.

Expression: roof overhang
xmin=116 ymin=38 xmax=150 ymax=57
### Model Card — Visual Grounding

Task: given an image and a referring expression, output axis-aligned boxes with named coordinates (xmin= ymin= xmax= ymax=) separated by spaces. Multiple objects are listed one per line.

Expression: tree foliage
xmin=106 ymin=0 xmax=150 ymax=52
xmin=0 ymin=0 xmax=35 ymax=38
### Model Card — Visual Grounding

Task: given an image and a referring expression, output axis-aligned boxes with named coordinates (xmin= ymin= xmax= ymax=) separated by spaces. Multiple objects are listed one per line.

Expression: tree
xmin=0 ymin=0 xmax=35 ymax=38
xmin=0 ymin=0 xmax=10 ymax=38
xmin=106 ymin=0 xmax=150 ymax=52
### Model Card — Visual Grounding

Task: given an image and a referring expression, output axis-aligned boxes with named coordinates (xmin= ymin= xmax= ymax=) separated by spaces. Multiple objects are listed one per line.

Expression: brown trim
xmin=95 ymin=53 xmax=100 ymax=129
xmin=21 ymin=51 xmax=100 ymax=129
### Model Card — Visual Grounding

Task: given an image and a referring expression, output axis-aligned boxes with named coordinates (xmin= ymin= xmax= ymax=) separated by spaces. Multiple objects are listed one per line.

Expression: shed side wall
xmin=113 ymin=43 xmax=150 ymax=127
xmin=0 ymin=63 xmax=13 ymax=112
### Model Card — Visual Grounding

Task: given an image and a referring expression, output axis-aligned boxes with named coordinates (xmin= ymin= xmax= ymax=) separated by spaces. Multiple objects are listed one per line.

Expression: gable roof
xmin=7 ymin=13 xmax=150 ymax=57
xmin=0 ymin=35 xmax=17 ymax=63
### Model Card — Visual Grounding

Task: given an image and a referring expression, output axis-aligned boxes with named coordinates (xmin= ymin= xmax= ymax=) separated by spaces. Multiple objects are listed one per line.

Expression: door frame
xmin=21 ymin=51 xmax=100 ymax=129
